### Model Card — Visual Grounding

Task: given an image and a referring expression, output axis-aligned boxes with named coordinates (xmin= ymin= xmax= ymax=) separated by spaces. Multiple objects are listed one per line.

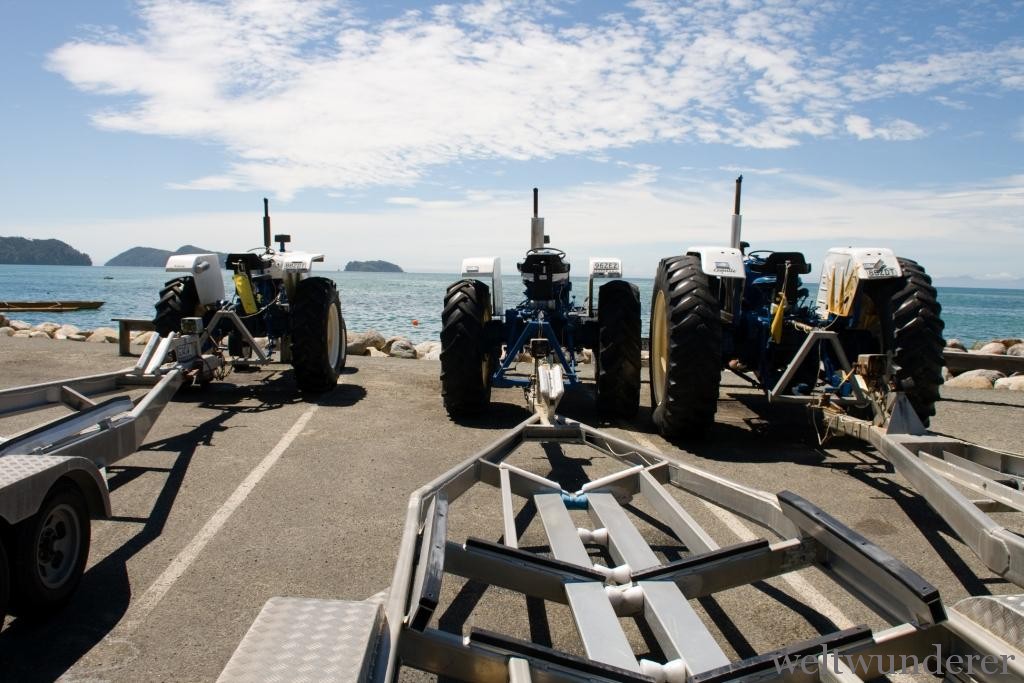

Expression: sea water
xmin=0 ymin=264 xmax=1019 ymax=345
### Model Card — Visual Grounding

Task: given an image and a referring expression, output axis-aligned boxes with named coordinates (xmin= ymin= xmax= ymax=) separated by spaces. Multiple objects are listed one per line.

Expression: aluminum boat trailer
xmin=0 ymin=329 xmax=230 ymax=616
xmin=220 ymin=366 xmax=1024 ymax=682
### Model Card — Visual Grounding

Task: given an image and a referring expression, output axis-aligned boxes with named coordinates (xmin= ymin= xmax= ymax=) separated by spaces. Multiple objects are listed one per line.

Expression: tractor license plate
xmin=175 ymin=337 xmax=198 ymax=363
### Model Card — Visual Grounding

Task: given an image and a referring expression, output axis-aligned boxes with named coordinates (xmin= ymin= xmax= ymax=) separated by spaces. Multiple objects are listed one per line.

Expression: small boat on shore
xmin=0 ymin=300 xmax=104 ymax=312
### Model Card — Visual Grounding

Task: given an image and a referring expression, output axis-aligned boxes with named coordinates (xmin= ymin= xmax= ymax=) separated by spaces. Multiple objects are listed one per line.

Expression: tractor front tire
xmin=649 ymin=255 xmax=723 ymax=438
xmin=290 ymin=277 xmax=346 ymax=392
xmin=595 ymin=280 xmax=642 ymax=417
xmin=891 ymin=258 xmax=945 ymax=425
xmin=441 ymin=280 xmax=494 ymax=417
xmin=153 ymin=276 xmax=202 ymax=335
xmin=10 ymin=483 xmax=90 ymax=616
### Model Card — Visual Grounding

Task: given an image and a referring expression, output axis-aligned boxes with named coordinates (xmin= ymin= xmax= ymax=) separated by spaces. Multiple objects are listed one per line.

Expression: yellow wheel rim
xmin=652 ymin=290 xmax=669 ymax=406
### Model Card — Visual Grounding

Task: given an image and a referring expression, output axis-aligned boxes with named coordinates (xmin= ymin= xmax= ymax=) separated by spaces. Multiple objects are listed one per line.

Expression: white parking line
xmin=627 ymin=430 xmax=855 ymax=630
xmin=122 ymin=403 xmax=319 ymax=631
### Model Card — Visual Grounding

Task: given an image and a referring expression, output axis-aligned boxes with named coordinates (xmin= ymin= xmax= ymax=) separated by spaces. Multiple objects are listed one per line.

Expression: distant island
xmin=106 ymin=245 xmax=227 ymax=267
xmin=344 ymin=260 xmax=403 ymax=273
xmin=0 ymin=236 xmax=91 ymax=265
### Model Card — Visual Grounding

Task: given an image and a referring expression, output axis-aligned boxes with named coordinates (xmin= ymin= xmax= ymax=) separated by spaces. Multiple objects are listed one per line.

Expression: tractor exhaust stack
xmin=730 ymin=175 xmax=743 ymax=251
xmin=263 ymin=198 xmax=272 ymax=251
xmin=530 ymin=187 xmax=546 ymax=250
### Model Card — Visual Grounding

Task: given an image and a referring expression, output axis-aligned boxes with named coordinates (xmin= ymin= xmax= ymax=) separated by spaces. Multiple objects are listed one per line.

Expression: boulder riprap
xmin=87 ymin=327 xmax=119 ymax=343
xmin=346 ymin=329 xmax=386 ymax=355
xmin=976 ymin=341 xmax=1007 ymax=355
xmin=945 ymin=369 xmax=1006 ymax=389
xmin=28 ymin=330 xmax=51 ymax=339
xmin=0 ymin=326 xmax=13 ymax=337
xmin=8 ymin=320 xmax=31 ymax=331
xmin=945 ymin=338 xmax=967 ymax=351
xmin=994 ymin=376 xmax=1024 ymax=391
xmin=415 ymin=341 xmax=441 ymax=359
xmin=1008 ymin=343 xmax=1024 ymax=357
xmin=388 ymin=339 xmax=417 ymax=359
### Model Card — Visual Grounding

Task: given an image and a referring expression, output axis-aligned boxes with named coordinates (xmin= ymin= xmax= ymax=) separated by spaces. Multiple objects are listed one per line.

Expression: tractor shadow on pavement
xmin=169 ymin=368 xmax=367 ymax=412
xmin=630 ymin=390 xmax=830 ymax=466
xmin=0 ymin=408 xmax=237 ymax=681
xmin=816 ymin=434 xmax=1001 ymax=598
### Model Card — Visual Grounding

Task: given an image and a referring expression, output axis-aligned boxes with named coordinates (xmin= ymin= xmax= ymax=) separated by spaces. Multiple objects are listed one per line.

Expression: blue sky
xmin=1 ymin=0 xmax=1022 ymax=280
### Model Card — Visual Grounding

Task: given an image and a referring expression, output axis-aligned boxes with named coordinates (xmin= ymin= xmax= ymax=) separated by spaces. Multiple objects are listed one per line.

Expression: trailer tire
xmin=10 ymin=483 xmax=90 ymax=616
xmin=0 ymin=538 xmax=9 ymax=619
xmin=441 ymin=280 xmax=494 ymax=416
xmin=649 ymin=255 xmax=722 ymax=438
xmin=153 ymin=276 xmax=202 ymax=335
xmin=595 ymin=280 xmax=642 ymax=417
xmin=891 ymin=258 xmax=945 ymax=425
xmin=290 ymin=277 xmax=346 ymax=392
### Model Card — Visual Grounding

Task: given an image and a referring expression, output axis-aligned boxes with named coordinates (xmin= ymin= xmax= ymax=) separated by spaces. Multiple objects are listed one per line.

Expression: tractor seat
xmin=747 ymin=251 xmax=811 ymax=276
xmin=518 ymin=251 xmax=570 ymax=277
xmin=518 ymin=250 xmax=570 ymax=300
xmin=748 ymin=251 xmax=811 ymax=303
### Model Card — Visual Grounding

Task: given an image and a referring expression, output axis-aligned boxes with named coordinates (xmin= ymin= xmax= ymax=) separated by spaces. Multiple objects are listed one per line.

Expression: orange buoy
xmin=412 ymin=319 xmax=419 ymax=326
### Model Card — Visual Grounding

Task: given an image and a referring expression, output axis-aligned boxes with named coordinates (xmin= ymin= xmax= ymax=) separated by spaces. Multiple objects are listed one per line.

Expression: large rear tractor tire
xmin=153 ymin=276 xmax=202 ymax=335
xmin=891 ymin=258 xmax=945 ymax=425
xmin=649 ymin=255 xmax=723 ymax=438
xmin=290 ymin=277 xmax=346 ymax=392
xmin=595 ymin=280 xmax=642 ymax=417
xmin=441 ymin=280 xmax=495 ymax=417
xmin=10 ymin=483 xmax=90 ymax=617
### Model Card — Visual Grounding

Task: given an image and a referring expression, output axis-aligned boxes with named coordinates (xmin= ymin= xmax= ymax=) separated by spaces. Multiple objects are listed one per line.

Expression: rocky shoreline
xmin=3 ymin=314 xmax=1019 ymax=386
xmin=943 ymin=337 xmax=1024 ymax=391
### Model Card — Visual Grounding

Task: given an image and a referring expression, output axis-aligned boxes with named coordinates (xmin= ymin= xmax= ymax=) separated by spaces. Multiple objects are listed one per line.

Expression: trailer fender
xmin=685 ymin=246 xmax=746 ymax=279
xmin=0 ymin=455 xmax=110 ymax=526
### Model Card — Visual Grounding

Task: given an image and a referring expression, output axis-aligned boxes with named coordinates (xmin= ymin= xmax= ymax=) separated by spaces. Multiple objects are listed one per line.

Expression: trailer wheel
xmin=891 ymin=258 xmax=945 ymax=425
xmin=153 ymin=276 xmax=202 ymax=335
xmin=441 ymin=280 xmax=494 ymax=416
xmin=10 ymin=483 xmax=90 ymax=616
xmin=290 ymin=277 xmax=346 ymax=392
xmin=0 ymin=539 xmax=9 ymax=619
xmin=595 ymin=280 xmax=642 ymax=417
xmin=650 ymin=255 xmax=722 ymax=438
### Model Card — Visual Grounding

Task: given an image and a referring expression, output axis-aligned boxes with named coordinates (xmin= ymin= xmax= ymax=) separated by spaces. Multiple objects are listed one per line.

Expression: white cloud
xmin=844 ymin=115 xmax=925 ymax=141
xmin=11 ymin=173 xmax=1021 ymax=280
xmin=47 ymin=1 xmax=1024 ymax=196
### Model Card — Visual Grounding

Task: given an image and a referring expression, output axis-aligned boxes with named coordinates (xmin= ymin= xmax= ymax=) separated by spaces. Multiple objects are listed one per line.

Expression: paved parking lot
xmin=0 ymin=336 xmax=1020 ymax=681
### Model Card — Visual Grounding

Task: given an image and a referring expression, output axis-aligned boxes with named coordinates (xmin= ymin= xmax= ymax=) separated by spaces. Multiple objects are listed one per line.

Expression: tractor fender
xmin=270 ymin=251 xmax=324 ymax=279
xmin=461 ymin=257 xmax=503 ymax=320
xmin=816 ymin=248 xmax=902 ymax=317
xmin=165 ymin=253 xmax=226 ymax=305
xmin=685 ymin=246 xmax=746 ymax=279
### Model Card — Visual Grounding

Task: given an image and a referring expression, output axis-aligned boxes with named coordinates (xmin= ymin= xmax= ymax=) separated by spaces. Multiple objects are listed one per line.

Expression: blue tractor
xmin=649 ymin=176 xmax=945 ymax=438
xmin=440 ymin=189 xmax=641 ymax=417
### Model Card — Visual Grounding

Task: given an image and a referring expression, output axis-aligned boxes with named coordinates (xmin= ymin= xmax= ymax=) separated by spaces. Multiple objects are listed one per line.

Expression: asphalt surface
xmin=0 ymin=335 xmax=1021 ymax=681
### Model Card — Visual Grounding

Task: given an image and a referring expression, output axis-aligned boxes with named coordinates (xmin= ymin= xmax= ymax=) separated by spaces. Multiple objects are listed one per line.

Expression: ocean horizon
xmin=1 ymin=264 xmax=1019 ymax=346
